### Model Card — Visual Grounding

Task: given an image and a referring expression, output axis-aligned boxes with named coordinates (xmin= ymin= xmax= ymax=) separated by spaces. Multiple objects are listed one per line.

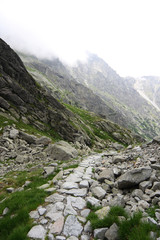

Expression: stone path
xmin=27 ymin=153 xmax=103 ymax=240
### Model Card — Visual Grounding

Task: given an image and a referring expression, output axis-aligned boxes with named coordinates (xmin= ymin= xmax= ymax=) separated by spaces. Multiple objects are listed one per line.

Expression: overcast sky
xmin=0 ymin=0 xmax=160 ymax=77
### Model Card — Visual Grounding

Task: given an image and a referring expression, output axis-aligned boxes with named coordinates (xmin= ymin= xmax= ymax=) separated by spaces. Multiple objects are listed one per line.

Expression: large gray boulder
xmin=45 ymin=141 xmax=78 ymax=161
xmin=117 ymin=167 xmax=152 ymax=189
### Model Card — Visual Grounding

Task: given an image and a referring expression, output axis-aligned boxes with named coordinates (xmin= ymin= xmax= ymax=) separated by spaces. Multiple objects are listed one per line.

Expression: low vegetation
xmin=87 ymin=203 xmax=160 ymax=239
xmin=0 ymin=168 xmax=59 ymax=240
xmin=0 ymin=115 xmax=61 ymax=142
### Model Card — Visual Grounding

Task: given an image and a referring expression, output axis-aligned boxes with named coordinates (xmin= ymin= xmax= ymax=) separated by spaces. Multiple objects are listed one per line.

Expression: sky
xmin=0 ymin=0 xmax=160 ymax=77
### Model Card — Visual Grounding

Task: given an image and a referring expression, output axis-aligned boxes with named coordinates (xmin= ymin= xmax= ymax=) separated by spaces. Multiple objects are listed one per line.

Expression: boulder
xmin=98 ymin=168 xmax=114 ymax=182
xmin=94 ymin=228 xmax=108 ymax=239
xmin=63 ymin=215 xmax=83 ymax=237
xmin=117 ymin=167 xmax=152 ymax=189
xmin=27 ymin=225 xmax=46 ymax=240
xmin=105 ymin=223 xmax=119 ymax=240
xmin=91 ymin=186 xmax=106 ymax=200
xmin=19 ymin=131 xmax=36 ymax=144
xmin=45 ymin=141 xmax=78 ymax=161
xmin=36 ymin=136 xmax=52 ymax=146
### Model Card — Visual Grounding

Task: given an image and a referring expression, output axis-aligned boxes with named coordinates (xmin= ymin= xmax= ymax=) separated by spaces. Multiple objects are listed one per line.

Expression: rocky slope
xmin=0 ymin=38 xmax=136 ymax=148
xmin=1 ymin=125 xmax=160 ymax=239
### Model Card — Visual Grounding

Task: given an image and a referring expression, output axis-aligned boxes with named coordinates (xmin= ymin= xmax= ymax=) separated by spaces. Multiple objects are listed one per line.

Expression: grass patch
xmin=146 ymin=205 xmax=158 ymax=219
xmin=0 ymin=188 xmax=48 ymax=240
xmin=0 ymin=167 xmax=61 ymax=240
xmin=87 ymin=205 xmax=128 ymax=230
xmin=118 ymin=211 xmax=159 ymax=240
xmin=0 ymin=115 xmax=61 ymax=142
xmin=63 ymin=163 xmax=79 ymax=170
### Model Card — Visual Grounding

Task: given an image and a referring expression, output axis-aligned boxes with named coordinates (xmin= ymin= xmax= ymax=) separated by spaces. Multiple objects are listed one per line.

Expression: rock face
xmin=117 ymin=167 xmax=152 ymax=189
xmin=0 ymin=38 xmax=90 ymax=145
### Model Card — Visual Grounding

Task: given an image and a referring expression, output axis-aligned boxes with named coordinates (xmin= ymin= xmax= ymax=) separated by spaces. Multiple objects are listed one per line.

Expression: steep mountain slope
xmin=66 ymin=54 xmax=160 ymax=139
xmin=18 ymin=53 xmax=126 ymax=123
xmin=0 ymin=38 xmax=136 ymax=147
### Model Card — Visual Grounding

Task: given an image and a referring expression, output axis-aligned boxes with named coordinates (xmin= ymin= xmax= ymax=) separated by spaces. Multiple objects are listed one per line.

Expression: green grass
xmin=87 ymin=205 xmax=159 ymax=239
xmin=87 ymin=206 xmax=128 ymax=230
xmin=63 ymin=163 xmax=79 ymax=170
xmin=118 ymin=212 xmax=159 ymax=240
xmin=0 ymin=167 xmax=61 ymax=240
xmin=146 ymin=205 xmax=158 ymax=219
xmin=0 ymin=189 xmax=48 ymax=240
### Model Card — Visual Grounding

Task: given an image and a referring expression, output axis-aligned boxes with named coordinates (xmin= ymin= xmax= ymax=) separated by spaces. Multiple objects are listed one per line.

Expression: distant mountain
xmin=66 ymin=54 xmax=160 ymax=139
xmin=17 ymin=52 xmax=160 ymax=139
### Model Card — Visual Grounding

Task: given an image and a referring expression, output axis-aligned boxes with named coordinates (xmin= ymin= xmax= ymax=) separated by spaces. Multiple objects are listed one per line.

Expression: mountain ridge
xmin=18 ymin=51 xmax=160 ymax=139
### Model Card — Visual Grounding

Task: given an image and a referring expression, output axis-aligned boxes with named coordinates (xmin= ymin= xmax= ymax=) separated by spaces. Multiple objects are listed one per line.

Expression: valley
xmin=1 ymin=38 xmax=160 ymax=240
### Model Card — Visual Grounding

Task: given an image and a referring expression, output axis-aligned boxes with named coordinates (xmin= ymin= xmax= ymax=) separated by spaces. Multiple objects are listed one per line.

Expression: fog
xmin=0 ymin=0 xmax=160 ymax=77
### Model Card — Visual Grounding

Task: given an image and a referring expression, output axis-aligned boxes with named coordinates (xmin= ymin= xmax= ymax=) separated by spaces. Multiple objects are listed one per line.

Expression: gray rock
xmin=10 ymin=128 xmax=19 ymax=139
xmin=38 ymin=207 xmax=46 ymax=216
xmin=139 ymin=181 xmax=152 ymax=192
xmin=27 ymin=225 xmax=46 ymax=240
xmin=38 ymin=183 xmax=50 ymax=190
xmin=36 ymin=136 xmax=52 ymax=146
xmin=67 ymin=237 xmax=78 ymax=240
xmin=48 ymin=233 xmax=55 ymax=240
xmin=29 ymin=210 xmax=39 ymax=219
xmin=81 ymin=235 xmax=90 ymax=240
xmin=138 ymin=200 xmax=150 ymax=209
xmin=61 ymin=182 xmax=79 ymax=189
xmin=84 ymin=221 xmax=92 ymax=233
xmin=16 ymin=155 xmax=29 ymax=164
xmin=63 ymin=215 xmax=83 ymax=237
xmin=46 ymin=211 xmax=63 ymax=222
xmin=67 ymin=196 xmax=86 ymax=209
xmin=86 ymin=196 xmax=101 ymax=207
xmin=94 ymin=227 xmax=108 ymax=239
xmin=79 ymin=180 xmax=89 ymax=188
xmin=109 ymin=195 xmax=125 ymax=207
xmin=49 ymin=216 xmax=64 ymax=234
xmin=155 ymin=212 xmax=160 ymax=221
xmin=2 ymin=207 xmax=9 ymax=215
xmin=91 ymin=186 xmax=106 ymax=199
xmin=43 ymin=167 xmax=55 ymax=177
xmin=112 ymin=155 xmax=126 ymax=164
xmin=65 ymin=188 xmax=87 ymax=197
xmin=19 ymin=131 xmax=36 ymax=144
xmin=117 ymin=167 xmax=152 ymax=189
xmin=132 ymin=189 xmax=143 ymax=199
xmin=81 ymin=209 xmax=91 ymax=217
xmin=45 ymin=141 xmax=78 ymax=161
xmin=56 ymin=237 xmax=66 ymax=240
xmin=152 ymin=182 xmax=160 ymax=191
xmin=45 ymin=193 xmax=65 ymax=203
xmin=64 ymin=203 xmax=77 ymax=216
xmin=105 ymin=223 xmax=119 ymax=240
xmin=98 ymin=169 xmax=114 ymax=182
xmin=6 ymin=187 xmax=14 ymax=193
